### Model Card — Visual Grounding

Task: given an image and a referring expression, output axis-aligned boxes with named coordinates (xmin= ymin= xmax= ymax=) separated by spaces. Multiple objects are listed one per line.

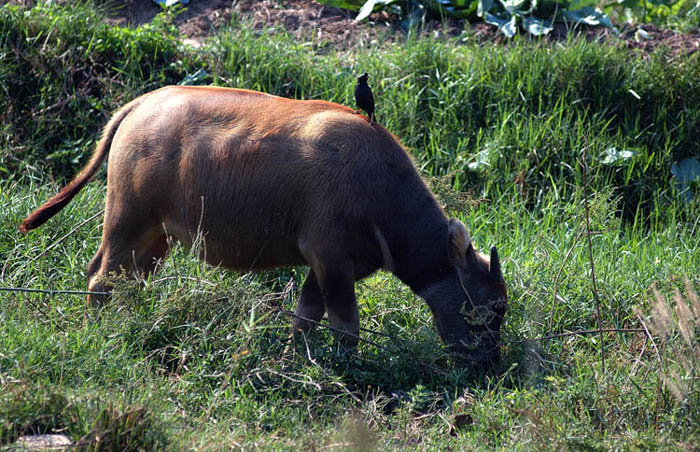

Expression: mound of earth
xmin=5 ymin=0 xmax=700 ymax=58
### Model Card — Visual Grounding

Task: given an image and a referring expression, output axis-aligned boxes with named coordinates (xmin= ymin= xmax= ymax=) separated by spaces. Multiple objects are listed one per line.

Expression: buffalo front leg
xmin=292 ymin=270 xmax=326 ymax=335
xmin=315 ymin=258 xmax=360 ymax=351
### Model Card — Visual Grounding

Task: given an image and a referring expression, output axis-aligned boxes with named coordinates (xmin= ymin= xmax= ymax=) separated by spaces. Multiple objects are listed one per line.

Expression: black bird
xmin=354 ymin=73 xmax=376 ymax=124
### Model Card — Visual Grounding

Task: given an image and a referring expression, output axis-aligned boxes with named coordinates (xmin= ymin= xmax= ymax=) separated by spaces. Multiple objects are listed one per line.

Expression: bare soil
xmin=6 ymin=0 xmax=700 ymax=58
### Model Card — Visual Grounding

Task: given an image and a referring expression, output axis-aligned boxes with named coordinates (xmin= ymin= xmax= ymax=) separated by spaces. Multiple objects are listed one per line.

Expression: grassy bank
xmin=1 ymin=2 xmax=699 ymax=451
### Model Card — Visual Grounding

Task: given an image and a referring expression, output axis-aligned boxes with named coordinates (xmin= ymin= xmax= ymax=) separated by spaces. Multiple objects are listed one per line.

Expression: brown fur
xmin=21 ymin=86 xmax=508 ymax=365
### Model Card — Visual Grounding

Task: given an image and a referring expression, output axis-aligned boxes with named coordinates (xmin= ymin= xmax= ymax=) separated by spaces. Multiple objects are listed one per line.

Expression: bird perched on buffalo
xmin=354 ymin=73 xmax=376 ymax=124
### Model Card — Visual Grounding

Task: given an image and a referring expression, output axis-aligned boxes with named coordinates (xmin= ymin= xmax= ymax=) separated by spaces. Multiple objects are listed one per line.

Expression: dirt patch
xmin=101 ymin=0 xmax=389 ymax=49
xmin=110 ymin=0 xmax=699 ymax=58
xmin=6 ymin=0 xmax=700 ymax=58
xmin=619 ymin=23 xmax=700 ymax=58
xmin=102 ymin=0 xmax=233 ymax=37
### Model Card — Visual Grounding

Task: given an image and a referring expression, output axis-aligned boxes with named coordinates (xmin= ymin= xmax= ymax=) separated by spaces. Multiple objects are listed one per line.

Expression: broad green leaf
xmin=485 ymin=12 xmax=517 ymax=37
xmin=498 ymin=0 xmax=530 ymax=14
xmin=601 ymin=147 xmax=636 ymax=165
xmin=315 ymin=0 xmax=367 ymax=10
xmin=153 ymin=0 xmax=189 ymax=6
xmin=468 ymin=148 xmax=493 ymax=171
xmin=478 ymin=0 xmax=494 ymax=17
xmin=355 ymin=0 xmax=398 ymax=21
xmin=671 ymin=157 xmax=700 ymax=201
xmin=423 ymin=0 xmax=476 ymax=18
xmin=562 ymin=7 xmax=617 ymax=31
xmin=443 ymin=4 xmax=478 ymax=18
xmin=356 ymin=0 xmax=379 ymax=21
xmin=178 ymin=68 xmax=210 ymax=86
xmin=523 ymin=16 xmax=553 ymax=35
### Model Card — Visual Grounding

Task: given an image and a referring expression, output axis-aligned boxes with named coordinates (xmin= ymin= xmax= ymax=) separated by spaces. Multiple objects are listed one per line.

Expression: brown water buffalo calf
xmin=20 ymin=86 xmax=508 ymax=365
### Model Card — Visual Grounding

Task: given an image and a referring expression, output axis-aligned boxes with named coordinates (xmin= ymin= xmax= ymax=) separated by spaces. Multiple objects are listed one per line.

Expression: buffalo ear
xmin=448 ymin=219 xmax=474 ymax=267
xmin=490 ymin=246 xmax=502 ymax=278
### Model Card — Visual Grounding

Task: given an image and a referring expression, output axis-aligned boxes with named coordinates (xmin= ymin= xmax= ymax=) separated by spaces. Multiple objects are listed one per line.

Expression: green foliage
xmin=0 ymin=382 xmax=168 ymax=450
xmin=1 ymin=1 xmax=699 ymax=450
xmin=0 ymin=1 xmax=204 ymax=180
xmin=604 ymin=0 xmax=700 ymax=29
xmin=2 ymin=178 xmax=698 ymax=449
xmin=2 ymin=1 xmax=698 ymax=219
xmin=318 ymin=0 xmax=698 ymax=34
xmin=317 ymin=0 xmax=619 ymax=37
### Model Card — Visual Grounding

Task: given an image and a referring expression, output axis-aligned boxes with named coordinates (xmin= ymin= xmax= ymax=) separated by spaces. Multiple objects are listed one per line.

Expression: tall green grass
xmin=2 ymin=2 xmax=698 ymax=214
xmin=1 ymin=1 xmax=699 ymax=450
xmin=0 ymin=2 xmax=204 ymax=178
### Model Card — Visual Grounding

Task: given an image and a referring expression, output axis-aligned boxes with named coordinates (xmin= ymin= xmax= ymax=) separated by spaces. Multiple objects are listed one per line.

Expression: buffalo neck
xmin=377 ymin=182 xmax=452 ymax=293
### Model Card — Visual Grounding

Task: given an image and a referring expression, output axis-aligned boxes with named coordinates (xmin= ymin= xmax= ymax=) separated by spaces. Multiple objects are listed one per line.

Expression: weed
xmin=1 ymin=1 xmax=699 ymax=450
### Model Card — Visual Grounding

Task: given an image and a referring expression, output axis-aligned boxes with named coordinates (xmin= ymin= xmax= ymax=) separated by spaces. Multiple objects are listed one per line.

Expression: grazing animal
xmin=354 ymin=73 xmax=375 ymax=124
xmin=20 ymin=86 xmax=507 ymax=365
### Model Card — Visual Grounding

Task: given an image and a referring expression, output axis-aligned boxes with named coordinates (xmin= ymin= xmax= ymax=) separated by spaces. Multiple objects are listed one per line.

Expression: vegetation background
xmin=0 ymin=0 xmax=698 ymax=450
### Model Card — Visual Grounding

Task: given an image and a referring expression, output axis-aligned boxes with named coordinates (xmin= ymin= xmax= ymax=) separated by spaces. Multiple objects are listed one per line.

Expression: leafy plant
xmin=317 ymin=0 xmax=618 ymax=37
xmin=604 ymin=0 xmax=700 ymax=28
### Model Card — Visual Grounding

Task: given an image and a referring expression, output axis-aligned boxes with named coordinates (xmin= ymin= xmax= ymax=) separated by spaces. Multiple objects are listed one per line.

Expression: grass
xmin=1 ymin=1 xmax=699 ymax=451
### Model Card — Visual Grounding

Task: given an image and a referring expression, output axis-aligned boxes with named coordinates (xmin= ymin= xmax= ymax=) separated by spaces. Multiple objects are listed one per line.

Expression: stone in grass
xmin=13 ymin=434 xmax=71 ymax=451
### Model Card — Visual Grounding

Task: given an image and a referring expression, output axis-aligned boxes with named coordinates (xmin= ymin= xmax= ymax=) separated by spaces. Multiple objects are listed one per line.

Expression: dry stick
xmin=580 ymin=146 xmax=607 ymax=430
xmin=3 ymin=287 xmax=58 ymax=331
xmin=276 ymin=306 xmax=393 ymax=354
xmin=31 ymin=208 xmax=105 ymax=261
xmin=581 ymin=153 xmax=605 ymax=376
xmin=0 ymin=286 xmax=111 ymax=334
xmin=359 ymin=325 xmax=392 ymax=338
xmin=547 ymin=228 xmax=585 ymax=353
xmin=624 ymin=334 xmax=649 ymax=390
xmin=276 ymin=280 xmax=449 ymax=376
xmin=0 ymin=286 xmax=110 ymax=296
xmin=516 ymin=327 xmax=644 ymax=344
xmin=635 ymin=310 xmax=664 ymax=432
xmin=275 ymin=279 xmax=393 ymax=353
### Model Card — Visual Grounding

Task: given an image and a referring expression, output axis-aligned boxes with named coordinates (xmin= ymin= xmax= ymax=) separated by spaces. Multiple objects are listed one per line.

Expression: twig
xmin=624 ymin=334 xmax=649 ymax=389
xmin=581 ymin=142 xmax=607 ymax=430
xmin=0 ymin=286 xmax=110 ymax=296
xmin=359 ymin=325 xmax=392 ymax=338
xmin=634 ymin=307 xmax=663 ymax=432
xmin=580 ymin=147 xmax=606 ymax=376
xmin=634 ymin=310 xmax=661 ymax=364
xmin=31 ymin=209 xmax=105 ymax=261
xmin=276 ymin=306 xmax=393 ymax=354
xmin=275 ymin=279 xmax=394 ymax=353
xmin=0 ymin=287 xmax=72 ymax=332
xmin=150 ymin=276 xmax=218 ymax=287
xmin=274 ymin=280 xmax=449 ymax=375
xmin=263 ymin=367 xmax=323 ymax=391
xmin=547 ymin=228 xmax=585 ymax=352
xmin=514 ymin=327 xmax=644 ymax=344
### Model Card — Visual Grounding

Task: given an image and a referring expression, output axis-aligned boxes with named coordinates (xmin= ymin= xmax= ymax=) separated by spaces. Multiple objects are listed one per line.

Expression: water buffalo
xmin=20 ymin=86 xmax=507 ymax=365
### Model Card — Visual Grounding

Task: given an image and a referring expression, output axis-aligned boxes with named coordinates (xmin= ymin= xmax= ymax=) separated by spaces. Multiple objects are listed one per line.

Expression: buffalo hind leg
xmin=87 ymin=230 xmax=168 ymax=306
xmin=134 ymin=233 xmax=169 ymax=279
